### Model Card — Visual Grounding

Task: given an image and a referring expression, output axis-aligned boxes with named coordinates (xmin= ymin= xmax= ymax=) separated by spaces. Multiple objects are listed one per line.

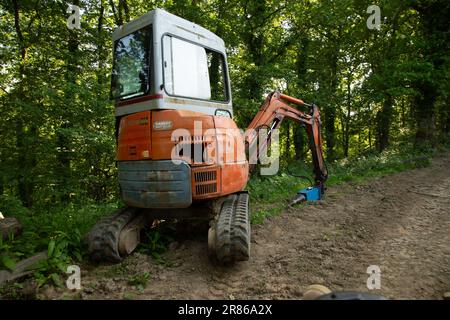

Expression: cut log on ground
xmin=0 ymin=217 xmax=22 ymax=240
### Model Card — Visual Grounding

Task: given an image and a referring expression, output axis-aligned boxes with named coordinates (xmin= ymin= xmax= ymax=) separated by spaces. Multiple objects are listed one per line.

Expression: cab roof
xmin=112 ymin=8 xmax=225 ymax=48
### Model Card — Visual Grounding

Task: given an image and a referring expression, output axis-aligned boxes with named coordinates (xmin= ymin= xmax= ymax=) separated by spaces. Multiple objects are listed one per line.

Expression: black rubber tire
xmin=214 ymin=193 xmax=250 ymax=264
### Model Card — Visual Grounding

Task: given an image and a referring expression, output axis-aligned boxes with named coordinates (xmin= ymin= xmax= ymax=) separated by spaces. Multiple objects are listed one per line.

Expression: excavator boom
xmin=246 ymin=91 xmax=328 ymax=186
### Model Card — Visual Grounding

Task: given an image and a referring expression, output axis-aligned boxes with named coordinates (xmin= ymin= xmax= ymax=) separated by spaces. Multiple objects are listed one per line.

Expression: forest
xmin=0 ymin=0 xmax=449 ymax=296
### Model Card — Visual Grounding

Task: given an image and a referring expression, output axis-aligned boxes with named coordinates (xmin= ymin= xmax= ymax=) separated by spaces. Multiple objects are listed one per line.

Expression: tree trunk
xmin=120 ymin=0 xmax=130 ymax=23
xmin=376 ymin=95 xmax=393 ymax=152
xmin=293 ymin=37 xmax=309 ymax=160
xmin=242 ymin=0 xmax=267 ymax=104
xmin=343 ymin=73 xmax=353 ymax=157
xmin=324 ymin=30 xmax=341 ymax=161
xmin=285 ymin=122 xmax=291 ymax=160
xmin=414 ymin=84 xmax=437 ymax=145
xmin=13 ymin=0 xmax=35 ymax=207
xmin=97 ymin=0 xmax=106 ymax=85
xmin=57 ymin=0 xmax=80 ymax=202
xmin=411 ymin=1 xmax=447 ymax=146
xmin=445 ymin=103 xmax=450 ymax=135
xmin=325 ymin=64 xmax=337 ymax=160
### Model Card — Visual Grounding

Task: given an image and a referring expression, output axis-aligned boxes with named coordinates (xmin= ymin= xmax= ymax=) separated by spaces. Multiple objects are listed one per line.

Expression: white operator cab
xmin=111 ymin=9 xmax=233 ymax=118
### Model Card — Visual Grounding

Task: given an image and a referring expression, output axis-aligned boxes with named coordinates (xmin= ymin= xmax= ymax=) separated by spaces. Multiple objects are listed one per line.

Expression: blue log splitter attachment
xmin=288 ymin=184 xmax=324 ymax=207
xmin=298 ymin=185 xmax=322 ymax=201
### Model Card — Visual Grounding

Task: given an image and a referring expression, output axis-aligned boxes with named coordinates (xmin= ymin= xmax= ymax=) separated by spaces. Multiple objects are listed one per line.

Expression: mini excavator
xmin=87 ymin=9 xmax=328 ymax=264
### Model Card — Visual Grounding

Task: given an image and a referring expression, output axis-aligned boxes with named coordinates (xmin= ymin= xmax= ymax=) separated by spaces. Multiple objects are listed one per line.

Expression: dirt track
xmin=46 ymin=155 xmax=450 ymax=300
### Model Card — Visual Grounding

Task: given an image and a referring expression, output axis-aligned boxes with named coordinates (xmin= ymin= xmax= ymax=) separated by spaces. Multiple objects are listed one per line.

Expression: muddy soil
xmin=42 ymin=155 xmax=450 ymax=300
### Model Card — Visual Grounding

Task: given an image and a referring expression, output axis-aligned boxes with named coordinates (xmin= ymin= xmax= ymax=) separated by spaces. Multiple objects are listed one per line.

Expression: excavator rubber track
xmin=209 ymin=193 xmax=251 ymax=264
xmin=87 ymin=206 xmax=139 ymax=263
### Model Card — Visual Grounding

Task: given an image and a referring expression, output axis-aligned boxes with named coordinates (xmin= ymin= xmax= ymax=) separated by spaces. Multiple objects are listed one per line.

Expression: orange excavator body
xmin=115 ymin=91 xmax=327 ymax=209
xmin=116 ymin=109 xmax=249 ymax=205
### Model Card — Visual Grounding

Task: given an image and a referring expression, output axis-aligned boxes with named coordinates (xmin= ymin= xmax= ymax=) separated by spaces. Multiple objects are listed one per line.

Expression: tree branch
xmin=12 ymin=0 xmax=23 ymax=44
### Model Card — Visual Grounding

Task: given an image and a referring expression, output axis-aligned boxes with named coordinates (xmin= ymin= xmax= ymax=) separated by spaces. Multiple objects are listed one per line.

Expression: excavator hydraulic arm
xmin=245 ymin=91 xmax=328 ymax=187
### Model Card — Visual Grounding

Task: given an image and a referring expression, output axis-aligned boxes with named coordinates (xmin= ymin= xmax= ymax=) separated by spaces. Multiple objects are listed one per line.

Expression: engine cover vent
xmin=192 ymin=167 xmax=220 ymax=198
xmin=195 ymin=183 xmax=217 ymax=195
xmin=194 ymin=170 xmax=217 ymax=183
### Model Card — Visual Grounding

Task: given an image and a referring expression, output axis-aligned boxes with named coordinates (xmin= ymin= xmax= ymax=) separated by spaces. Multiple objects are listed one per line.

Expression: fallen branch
xmin=0 ymin=251 xmax=47 ymax=285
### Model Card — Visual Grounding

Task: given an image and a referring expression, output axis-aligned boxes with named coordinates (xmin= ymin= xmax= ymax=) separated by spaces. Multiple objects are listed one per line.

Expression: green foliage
xmin=128 ymin=272 xmax=151 ymax=292
xmin=325 ymin=147 xmax=432 ymax=185
xmin=32 ymin=229 xmax=84 ymax=288
xmin=0 ymin=254 xmax=16 ymax=271
xmin=138 ymin=227 xmax=174 ymax=263
xmin=0 ymin=232 xmax=18 ymax=271
xmin=0 ymin=196 xmax=31 ymax=218
xmin=0 ymin=282 xmax=25 ymax=300
xmin=0 ymin=201 xmax=119 ymax=287
xmin=250 ymin=206 xmax=284 ymax=225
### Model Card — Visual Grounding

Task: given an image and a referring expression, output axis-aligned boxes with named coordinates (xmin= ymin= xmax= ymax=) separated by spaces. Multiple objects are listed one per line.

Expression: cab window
xmin=162 ymin=35 xmax=228 ymax=102
xmin=111 ymin=26 xmax=152 ymax=99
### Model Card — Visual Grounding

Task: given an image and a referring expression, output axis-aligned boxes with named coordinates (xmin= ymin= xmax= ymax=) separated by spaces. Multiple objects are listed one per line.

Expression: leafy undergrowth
xmin=0 ymin=199 xmax=177 ymax=293
xmin=247 ymin=145 xmax=445 ymax=225
xmin=137 ymin=223 xmax=176 ymax=265
xmin=128 ymin=272 xmax=151 ymax=293
xmin=0 ymin=200 xmax=119 ymax=288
